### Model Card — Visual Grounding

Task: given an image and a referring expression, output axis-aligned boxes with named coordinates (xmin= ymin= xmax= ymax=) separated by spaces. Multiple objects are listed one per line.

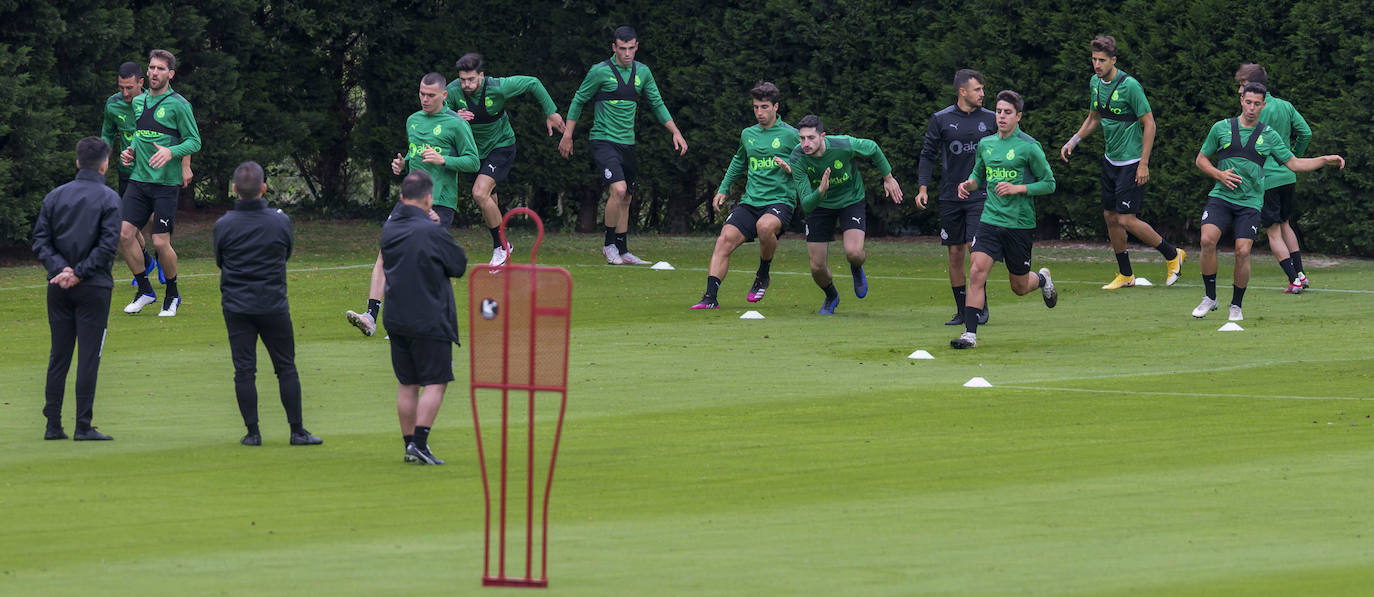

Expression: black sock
xmin=367 ymin=299 xmax=381 ymax=320
xmin=289 ymin=421 xmax=305 ymax=434
xmin=615 ymin=232 xmax=628 ymax=255
xmin=705 ymin=276 xmax=721 ymax=299
xmin=403 ymin=434 xmax=414 ymax=449
xmin=166 ymin=276 xmax=178 ymax=298
xmin=1291 ymin=251 xmax=1304 ymax=275
xmin=822 ymin=283 xmax=838 ymax=301
xmin=413 ymin=426 xmax=431 ymax=450
xmin=1115 ymin=251 xmax=1133 ymax=276
xmin=143 ymin=249 xmax=153 ymax=270
xmin=135 ymin=273 xmax=153 ymax=295
xmin=964 ymin=305 xmax=981 ymax=334
xmin=246 ymin=423 xmax=260 ymax=436
xmin=757 ymin=259 xmax=771 ymax=278
xmin=1156 ymin=239 xmax=1178 ymax=261
xmin=603 ymin=226 xmax=616 ymax=248
xmin=1037 ymin=271 xmax=1047 ymax=288
xmin=1232 ymin=285 xmax=1246 ymax=308
xmin=952 ymin=285 xmax=966 ymax=311
xmin=489 ymin=226 xmax=503 ymax=248
xmin=1279 ymin=257 xmax=1298 ymax=282
xmin=1203 ymin=274 xmax=1218 ymax=300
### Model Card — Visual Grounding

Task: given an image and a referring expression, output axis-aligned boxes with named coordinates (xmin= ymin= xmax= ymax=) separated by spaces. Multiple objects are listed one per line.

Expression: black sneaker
xmin=241 ymin=433 xmax=262 ymax=446
xmin=73 ymin=427 xmax=113 ymax=441
xmin=405 ymin=442 xmax=445 ymax=465
xmin=747 ymin=277 xmax=770 ymax=303
xmin=45 ymin=426 xmax=68 ymax=440
xmin=944 ymin=312 xmax=964 ymax=326
xmin=289 ymin=429 xmax=323 ymax=445
xmin=977 ymin=308 xmax=989 ymax=325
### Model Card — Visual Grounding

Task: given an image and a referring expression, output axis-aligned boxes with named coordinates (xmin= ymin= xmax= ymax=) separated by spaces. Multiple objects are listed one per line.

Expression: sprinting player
xmin=1234 ymin=64 xmax=1314 ymax=293
xmin=118 ymin=49 xmax=201 ymax=317
xmin=213 ymin=161 xmax=321 ymax=447
xmin=381 ymin=171 xmax=469 ymax=465
xmin=774 ymin=115 xmax=904 ymax=314
xmin=691 ymin=82 xmax=799 ymax=310
xmin=950 ymin=91 xmax=1058 ymax=350
xmin=33 ymin=137 xmax=122 ymax=441
xmin=346 ymin=72 xmax=478 ymax=337
xmin=917 ymin=69 xmax=997 ymax=326
xmin=1191 ymin=83 xmax=1343 ymax=321
xmin=1060 ymin=35 xmax=1184 ymax=289
xmin=559 ymin=25 xmax=688 ymax=265
xmin=445 ymin=52 xmax=565 ymax=266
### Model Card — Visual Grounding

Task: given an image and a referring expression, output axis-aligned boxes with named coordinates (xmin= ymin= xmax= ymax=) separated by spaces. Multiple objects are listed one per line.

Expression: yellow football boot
xmin=1165 ymin=248 xmax=1186 ymax=286
xmin=1101 ymin=273 xmax=1136 ymax=289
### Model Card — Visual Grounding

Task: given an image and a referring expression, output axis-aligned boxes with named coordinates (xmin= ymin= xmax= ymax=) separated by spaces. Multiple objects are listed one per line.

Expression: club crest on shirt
xmin=833 ymin=160 xmax=843 ymax=170
xmin=978 ymin=121 xmax=987 ymax=132
xmin=771 ymin=138 xmax=780 ymax=149
xmin=1005 ymin=149 xmax=1015 ymax=160
xmin=433 ymin=125 xmax=442 ymax=135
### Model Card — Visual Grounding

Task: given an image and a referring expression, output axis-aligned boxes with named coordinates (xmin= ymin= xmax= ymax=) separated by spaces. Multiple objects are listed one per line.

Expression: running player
xmin=1234 ymin=64 xmax=1313 ymax=293
xmin=345 ymin=73 xmax=478 ymax=337
xmin=445 ymin=52 xmax=565 ymax=266
xmin=950 ymin=90 xmax=1058 ymax=350
xmin=559 ymin=25 xmax=687 ymax=265
xmin=774 ymin=115 xmax=904 ymax=314
xmin=917 ymin=69 xmax=996 ymax=326
xmin=1191 ymin=83 xmax=1343 ymax=321
xmin=691 ymin=82 xmax=799 ymax=310
xmin=118 ymin=49 xmax=200 ymax=317
xmin=1060 ymin=35 xmax=1184 ymax=290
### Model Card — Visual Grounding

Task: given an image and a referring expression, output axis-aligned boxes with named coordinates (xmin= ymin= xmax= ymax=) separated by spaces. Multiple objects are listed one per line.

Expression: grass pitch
xmin=2 ymin=218 xmax=1373 ymax=596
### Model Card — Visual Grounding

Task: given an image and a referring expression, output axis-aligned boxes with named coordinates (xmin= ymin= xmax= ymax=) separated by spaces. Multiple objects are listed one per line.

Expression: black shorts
xmin=970 ymin=221 xmax=1034 ymax=275
xmin=805 ymin=202 xmax=866 ymax=243
xmin=725 ymin=202 xmax=793 ymax=242
xmin=590 ymin=140 xmax=637 ymax=186
xmin=938 ymin=200 xmax=984 ymax=246
xmin=1260 ymin=183 xmax=1295 ymax=227
xmin=1200 ymin=196 xmax=1261 ymax=240
xmin=389 ymin=333 xmax=455 ymax=386
xmin=117 ymin=172 xmax=131 ymax=197
xmin=433 ymin=205 xmax=456 ymax=228
xmin=122 ymin=180 xmax=179 ymax=234
xmin=1100 ymin=158 xmax=1145 ymax=214
xmin=478 ymin=145 xmax=517 ymax=182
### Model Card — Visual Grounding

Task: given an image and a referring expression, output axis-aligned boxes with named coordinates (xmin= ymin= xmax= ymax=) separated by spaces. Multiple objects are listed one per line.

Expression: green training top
xmin=565 ymin=58 xmax=673 ymax=145
xmin=1199 ymin=119 xmax=1294 ymax=210
xmin=1089 ymin=69 xmax=1151 ymax=164
xmin=968 ymin=127 xmax=1057 ymax=230
xmin=101 ymin=92 xmax=136 ymax=177
xmin=444 ymin=75 xmax=558 ymax=159
xmin=786 ymin=135 xmax=892 ymax=212
xmin=716 ymin=120 xmax=800 ymax=207
xmin=1257 ymin=93 xmax=1312 ymax=190
xmin=402 ymin=109 xmax=480 ymax=210
xmin=129 ymin=87 xmax=201 ymax=186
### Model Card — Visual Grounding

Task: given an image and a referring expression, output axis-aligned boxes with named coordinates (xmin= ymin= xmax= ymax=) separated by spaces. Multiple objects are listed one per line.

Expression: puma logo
xmin=850 ymin=217 xmax=861 ymax=224
xmin=159 ymin=218 xmax=169 ymax=226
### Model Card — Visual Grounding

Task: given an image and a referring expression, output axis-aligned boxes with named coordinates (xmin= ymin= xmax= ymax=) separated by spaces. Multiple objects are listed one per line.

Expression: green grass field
xmin=3 ymin=218 xmax=1373 ymax=596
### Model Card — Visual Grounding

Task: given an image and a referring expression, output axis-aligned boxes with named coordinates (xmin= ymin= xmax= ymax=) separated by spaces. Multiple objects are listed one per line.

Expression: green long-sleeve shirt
xmin=129 ymin=87 xmax=200 ymax=186
xmin=1257 ymin=93 xmax=1312 ymax=190
xmin=403 ymin=109 xmax=480 ymax=210
xmin=786 ymin=135 xmax=892 ymax=212
xmin=566 ymin=58 xmax=673 ymax=145
xmin=444 ymin=75 xmax=558 ymax=158
xmin=100 ymin=92 xmax=136 ymax=177
xmin=968 ymin=128 xmax=1056 ymax=230
xmin=716 ymin=121 xmax=800 ymax=207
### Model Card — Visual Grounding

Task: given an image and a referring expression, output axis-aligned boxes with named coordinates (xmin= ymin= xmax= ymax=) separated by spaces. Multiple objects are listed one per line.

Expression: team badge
xmin=433 ymin=125 xmax=442 ymax=135
xmin=771 ymin=138 xmax=780 ymax=149
xmin=634 ymin=76 xmax=641 ymax=87
xmin=1005 ymin=149 xmax=1015 ymax=160
xmin=940 ymin=228 xmax=948 ymax=240
xmin=1111 ymin=90 xmax=1120 ymax=101
xmin=978 ymin=121 xmax=987 ymax=132
xmin=604 ymin=168 xmax=612 ymax=179
xmin=1256 ymin=136 xmax=1264 ymax=146
xmin=156 ymin=107 xmax=166 ymax=119
xmin=485 ymin=97 xmax=494 ymax=108
xmin=833 ymin=160 xmax=843 ymax=169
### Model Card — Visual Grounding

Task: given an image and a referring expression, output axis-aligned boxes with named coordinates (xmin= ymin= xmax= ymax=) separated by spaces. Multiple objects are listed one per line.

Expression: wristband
xmin=1067 ymin=134 xmax=1081 ymax=148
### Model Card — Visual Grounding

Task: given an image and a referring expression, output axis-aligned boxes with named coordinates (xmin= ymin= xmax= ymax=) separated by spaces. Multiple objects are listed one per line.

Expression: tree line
xmin=3 ymin=0 xmax=1370 ymax=255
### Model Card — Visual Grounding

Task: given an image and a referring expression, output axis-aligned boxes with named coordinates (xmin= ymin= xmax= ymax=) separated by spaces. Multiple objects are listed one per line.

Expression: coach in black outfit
xmin=33 ymin=137 xmax=122 ymax=441
xmin=383 ymin=170 xmax=467 ymax=465
xmin=213 ymin=161 xmax=321 ymax=447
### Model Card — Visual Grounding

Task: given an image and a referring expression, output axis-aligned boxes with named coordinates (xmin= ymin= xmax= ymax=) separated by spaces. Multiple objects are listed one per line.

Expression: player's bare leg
xmin=346 ymin=253 xmax=385 ymax=336
xmin=809 ymin=241 xmax=839 ymax=314
xmin=841 ymin=228 xmax=868 ymax=298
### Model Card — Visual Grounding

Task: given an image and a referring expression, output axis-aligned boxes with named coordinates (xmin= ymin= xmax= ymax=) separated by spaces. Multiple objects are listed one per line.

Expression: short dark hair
xmin=421 ymin=72 xmax=446 ymax=87
xmin=76 ymin=137 xmax=110 ymax=170
xmin=118 ymin=61 xmax=141 ymax=79
xmin=797 ymin=114 xmax=824 ymax=134
xmin=749 ymin=81 xmax=779 ymax=104
xmin=455 ymin=53 xmax=483 ymax=73
xmin=233 ymin=161 xmax=266 ymax=199
xmin=1241 ymin=82 xmax=1267 ymax=97
xmin=1090 ymin=35 xmax=1117 ymax=57
xmin=1235 ymin=63 xmax=1267 ymax=86
xmin=149 ymin=48 xmax=176 ymax=70
xmin=953 ymin=69 xmax=984 ymax=90
xmin=614 ymin=26 xmax=637 ymax=43
xmin=400 ymin=170 xmax=433 ymax=201
xmin=996 ymin=90 xmax=1024 ymax=113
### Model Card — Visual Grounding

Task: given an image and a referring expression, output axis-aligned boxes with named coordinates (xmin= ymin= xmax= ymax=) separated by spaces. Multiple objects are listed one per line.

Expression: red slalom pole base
xmin=483 ymin=577 xmax=549 ymax=588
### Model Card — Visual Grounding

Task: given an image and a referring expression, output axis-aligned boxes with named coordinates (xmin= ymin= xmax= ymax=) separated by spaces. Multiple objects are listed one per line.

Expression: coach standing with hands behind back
xmin=33 ymin=137 xmax=122 ymax=441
